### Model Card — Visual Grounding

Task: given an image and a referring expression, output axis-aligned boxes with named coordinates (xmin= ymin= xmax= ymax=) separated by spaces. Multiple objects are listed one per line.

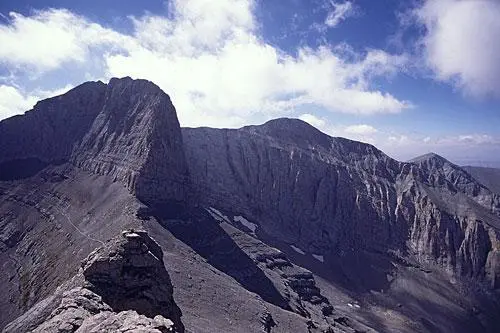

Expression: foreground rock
xmin=3 ymin=230 xmax=183 ymax=333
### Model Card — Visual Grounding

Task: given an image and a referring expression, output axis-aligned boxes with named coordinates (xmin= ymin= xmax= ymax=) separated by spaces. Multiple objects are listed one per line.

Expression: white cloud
xmin=0 ymin=84 xmax=74 ymax=120
xmin=0 ymin=9 xmax=131 ymax=74
xmin=298 ymin=114 xmax=379 ymax=144
xmin=325 ymin=1 xmax=355 ymax=28
xmin=299 ymin=113 xmax=327 ymax=128
xmin=379 ymin=131 xmax=500 ymax=164
xmin=344 ymin=124 xmax=378 ymax=135
xmin=0 ymin=85 xmax=38 ymax=119
xmin=415 ymin=0 xmax=500 ymax=96
xmin=0 ymin=1 xmax=411 ymax=127
xmin=457 ymin=134 xmax=497 ymax=145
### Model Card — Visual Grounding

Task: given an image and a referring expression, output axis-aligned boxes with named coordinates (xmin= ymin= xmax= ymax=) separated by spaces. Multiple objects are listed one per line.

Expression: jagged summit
xmin=11 ymin=77 xmax=166 ymax=120
xmin=30 ymin=80 xmax=107 ymax=113
xmin=106 ymin=76 xmax=169 ymax=98
xmin=250 ymin=117 xmax=324 ymax=135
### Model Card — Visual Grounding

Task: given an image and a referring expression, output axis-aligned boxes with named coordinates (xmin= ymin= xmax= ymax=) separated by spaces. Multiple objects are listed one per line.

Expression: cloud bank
xmin=0 ymin=0 xmax=410 ymax=126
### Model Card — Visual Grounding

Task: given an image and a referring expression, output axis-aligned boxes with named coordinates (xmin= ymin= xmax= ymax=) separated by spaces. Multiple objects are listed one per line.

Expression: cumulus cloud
xmin=457 ymin=134 xmax=497 ymax=145
xmin=0 ymin=0 xmax=411 ymax=127
xmin=0 ymin=85 xmax=38 ymax=119
xmin=325 ymin=1 xmax=355 ymax=28
xmin=0 ymin=9 xmax=131 ymax=73
xmin=415 ymin=0 xmax=500 ymax=96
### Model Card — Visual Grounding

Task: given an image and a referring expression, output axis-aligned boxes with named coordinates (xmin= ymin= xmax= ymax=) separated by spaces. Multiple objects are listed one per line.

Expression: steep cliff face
xmin=183 ymin=119 xmax=500 ymax=290
xmin=401 ymin=154 xmax=500 ymax=287
xmin=0 ymin=77 xmax=188 ymax=203
xmin=183 ymin=120 xmax=402 ymax=255
xmin=72 ymin=77 xmax=188 ymax=203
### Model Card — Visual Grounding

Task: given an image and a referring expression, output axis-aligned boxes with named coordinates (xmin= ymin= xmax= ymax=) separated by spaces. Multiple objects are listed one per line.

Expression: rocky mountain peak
xmin=31 ymin=80 xmax=107 ymax=114
xmin=0 ymin=77 xmax=189 ymax=204
xmin=82 ymin=229 xmax=184 ymax=331
xmin=409 ymin=152 xmax=495 ymax=195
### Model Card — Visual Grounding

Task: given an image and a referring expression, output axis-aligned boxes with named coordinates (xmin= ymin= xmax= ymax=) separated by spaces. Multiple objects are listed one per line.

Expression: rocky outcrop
xmin=3 ymin=230 xmax=183 ymax=333
xmin=6 ymin=287 xmax=175 ymax=333
xmin=0 ymin=77 xmax=189 ymax=203
xmin=82 ymin=230 xmax=183 ymax=329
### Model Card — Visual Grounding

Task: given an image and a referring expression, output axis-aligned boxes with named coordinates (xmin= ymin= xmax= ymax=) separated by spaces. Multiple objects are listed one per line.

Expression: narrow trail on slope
xmin=57 ymin=207 xmax=105 ymax=246
xmin=39 ymin=192 xmax=105 ymax=246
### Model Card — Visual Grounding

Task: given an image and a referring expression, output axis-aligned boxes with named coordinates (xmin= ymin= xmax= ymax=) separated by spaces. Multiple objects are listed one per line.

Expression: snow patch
xmin=207 ymin=207 xmax=230 ymax=223
xmin=291 ymin=245 xmax=306 ymax=255
xmin=312 ymin=254 xmax=324 ymax=262
xmin=233 ymin=215 xmax=257 ymax=233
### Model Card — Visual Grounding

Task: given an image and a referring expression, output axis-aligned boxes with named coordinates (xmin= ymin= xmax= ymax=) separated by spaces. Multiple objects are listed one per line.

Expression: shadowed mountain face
xmin=1 ymin=78 xmax=500 ymax=333
xmin=463 ymin=166 xmax=500 ymax=196
xmin=182 ymin=124 xmax=500 ymax=290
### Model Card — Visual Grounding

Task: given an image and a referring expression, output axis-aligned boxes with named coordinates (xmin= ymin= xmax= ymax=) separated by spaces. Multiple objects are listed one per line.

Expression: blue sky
xmin=0 ymin=0 xmax=499 ymax=166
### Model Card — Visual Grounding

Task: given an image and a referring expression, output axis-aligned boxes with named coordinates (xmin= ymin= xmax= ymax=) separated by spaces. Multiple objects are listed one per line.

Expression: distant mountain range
xmin=1 ymin=77 xmax=499 ymax=333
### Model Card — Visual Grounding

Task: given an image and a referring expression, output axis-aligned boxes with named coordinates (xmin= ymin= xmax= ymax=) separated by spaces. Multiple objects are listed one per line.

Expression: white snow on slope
xmin=312 ymin=254 xmax=324 ymax=262
xmin=207 ymin=207 xmax=230 ymax=223
xmin=291 ymin=245 xmax=306 ymax=255
xmin=233 ymin=215 xmax=257 ymax=233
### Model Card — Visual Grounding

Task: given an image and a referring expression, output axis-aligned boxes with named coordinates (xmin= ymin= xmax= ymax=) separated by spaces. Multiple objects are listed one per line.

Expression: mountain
xmin=1 ymin=78 xmax=500 ymax=333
